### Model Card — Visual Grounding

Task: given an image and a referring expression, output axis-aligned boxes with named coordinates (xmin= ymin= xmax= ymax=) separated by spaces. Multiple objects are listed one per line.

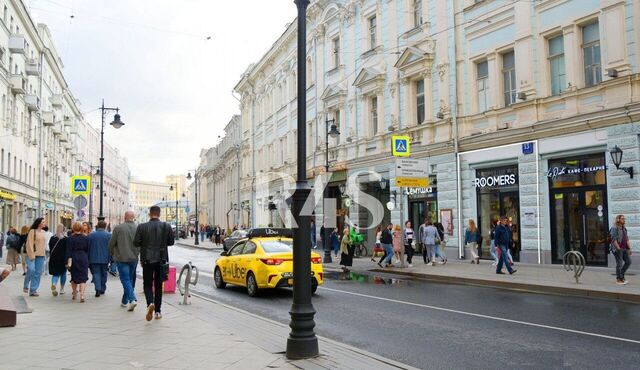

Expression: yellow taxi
xmin=213 ymin=228 xmax=324 ymax=297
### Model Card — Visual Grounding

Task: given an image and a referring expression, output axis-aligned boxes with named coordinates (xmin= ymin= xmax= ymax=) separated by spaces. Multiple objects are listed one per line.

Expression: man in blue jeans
xmin=494 ymin=216 xmax=516 ymax=275
xmin=88 ymin=221 xmax=112 ymax=297
xmin=109 ymin=211 xmax=140 ymax=311
xmin=378 ymin=223 xmax=394 ymax=267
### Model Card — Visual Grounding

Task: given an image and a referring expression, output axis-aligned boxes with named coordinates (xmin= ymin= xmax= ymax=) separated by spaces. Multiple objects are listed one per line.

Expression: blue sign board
xmin=522 ymin=142 xmax=534 ymax=155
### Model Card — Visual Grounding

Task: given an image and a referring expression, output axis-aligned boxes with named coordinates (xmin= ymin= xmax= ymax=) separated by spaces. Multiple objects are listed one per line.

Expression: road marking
xmin=318 ymin=286 xmax=640 ymax=345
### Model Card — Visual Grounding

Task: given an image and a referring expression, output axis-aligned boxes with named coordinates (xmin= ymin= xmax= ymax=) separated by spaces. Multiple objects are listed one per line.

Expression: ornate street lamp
xmin=287 ymin=0 xmax=318 ymax=360
xmin=322 ymin=115 xmax=340 ymax=263
xmin=609 ymin=145 xmax=634 ymax=179
xmin=98 ymin=100 xmax=124 ymax=221
xmin=169 ymin=184 xmax=179 ymax=239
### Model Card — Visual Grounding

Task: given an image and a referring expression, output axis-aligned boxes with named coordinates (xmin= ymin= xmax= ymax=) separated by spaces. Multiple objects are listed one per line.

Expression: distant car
xmin=223 ymin=229 xmax=248 ymax=251
xmin=214 ymin=228 xmax=324 ymax=297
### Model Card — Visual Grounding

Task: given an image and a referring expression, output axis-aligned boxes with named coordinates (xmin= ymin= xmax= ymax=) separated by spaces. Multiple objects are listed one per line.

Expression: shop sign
xmin=474 ymin=174 xmax=517 ymax=188
xmin=546 ymin=165 xmax=606 ymax=179
xmin=396 ymin=177 xmax=428 ymax=187
xmin=0 ymin=189 xmax=16 ymax=200
xmin=403 ymin=187 xmax=434 ymax=196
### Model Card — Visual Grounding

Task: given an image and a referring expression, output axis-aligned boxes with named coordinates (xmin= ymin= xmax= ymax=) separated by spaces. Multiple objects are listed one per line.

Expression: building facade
xmin=0 ymin=0 xmax=129 ymax=231
xmin=129 ymin=175 xmax=188 ymax=226
xmin=206 ymin=0 xmax=640 ymax=267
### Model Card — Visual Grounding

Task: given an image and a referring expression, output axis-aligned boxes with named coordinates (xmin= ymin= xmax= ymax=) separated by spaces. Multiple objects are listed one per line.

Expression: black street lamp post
xmin=98 ymin=100 xmax=124 ymax=221
xmin=187 ymin=170 xmax=199 ymax=245
xmin=169 ymin=184 xmax=179 ymax=239
xmin=287 ymin=0 xmax=319 ymax=360
xmin=323 ymin=116 xmax=340 ymax=263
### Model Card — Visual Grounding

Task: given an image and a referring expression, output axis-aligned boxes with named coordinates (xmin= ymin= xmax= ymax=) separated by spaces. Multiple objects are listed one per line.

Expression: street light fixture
xmin=287 ymin=0 xmax=318 ymax=360
xmin=186 ymin=170 xmax=200 ymax=245
xmin=323 ymin=115 xmax=340 ymax=264
xmin=169 ymin=184 xmax=179 ymax=239
xmin=609 ymin=145 xmax=634 ymax=179
xmin=98 ymin=100 xmax=124 ymax=221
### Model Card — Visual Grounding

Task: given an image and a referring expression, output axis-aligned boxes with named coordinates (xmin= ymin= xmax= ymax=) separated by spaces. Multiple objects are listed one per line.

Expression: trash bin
xmin=164 ymin=266 xmax=176 ymax=293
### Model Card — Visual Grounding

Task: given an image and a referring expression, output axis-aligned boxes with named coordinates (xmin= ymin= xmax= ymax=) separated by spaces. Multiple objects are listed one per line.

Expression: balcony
xmin=59 ymin=132 xmax=69 ymax=143
xmin=50 ymin=94 xmax=63 ymax=107
xmin=42 ymin=111 xmax=55 ymax=126
xmin=25 ymin=95 xmax=40 ymax=112
xmin=10 ymin=74 xmax=27 ymax=94
xmin=8 ymin=35 xmax=26 ymax=54
xmin=25 ymin=59 xmax=40 ymax=76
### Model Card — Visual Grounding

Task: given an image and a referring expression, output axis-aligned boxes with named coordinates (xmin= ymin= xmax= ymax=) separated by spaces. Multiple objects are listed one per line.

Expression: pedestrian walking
xmin=19 ymin=225 xmax=29 ymax=276
xmin=200 ymin=224 xmax=206 ymax=242
xmin=330 ymin=228 xmax=340 ymax=257
xmin=24 ymin=218 xmax=47 ymax=296
xmin=465 ymin=219 xmax=480 ymax=264
xmin=420 ymin=220 xmax=440 ymax=266
xmin=214 ymin=225 xmax=222 ymax=246
xmin=371 ymin=225 xmax=382 ymax=262
xmin=434 ymin=220 xmax=448 ymax=264
xmin=495 ymin=216 xmax=516 ymax=275
xmin=109 ymin=211 xmax=140 ymax=311
xmin=489 ymin=220 xmax=499 ymax=266
xmin=134 ymin=206 xmax=174 ymax=321
xmin=310 ymin=219 xmax=317 ymax=249
xmin=48 ymin=224 xmax=68 ymax=296
xmin=0 ymin=227 xmax=4 ymax=260
xmin=378 ymin=223 xmax=394 ymax=267
xmin=88 ymin=221 xmax=111 ymax=297
xmin=67 ymin=222 xmax=90 ymax=302
xmin=610 ymin=214 xmax=632 ymax=285
xmin=404 ymin=221 xmax=415 ymax=267
xmin=339 ymin=227 xmax=353 ymax=272
xmin=43 ymin=226 xmax=53 ymax=276
xmin=5 ymin=228 xmax=21 ymax=270
xmin=392 ymin=225 xmax=402 ymax=265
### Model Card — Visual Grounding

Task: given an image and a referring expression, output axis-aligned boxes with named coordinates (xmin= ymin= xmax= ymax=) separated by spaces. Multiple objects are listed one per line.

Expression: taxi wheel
xmin=214 ymin=267 xmax=226 ymax=289
xmin=246 ymin=272 xmax=259 ymax=297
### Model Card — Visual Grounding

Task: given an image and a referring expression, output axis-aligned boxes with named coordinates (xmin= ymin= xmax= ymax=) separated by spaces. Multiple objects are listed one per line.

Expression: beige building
xmin=129 ymin=175 xmax=188 ymax=226
xmin=0 ymin=0 xmax=129 ymax=231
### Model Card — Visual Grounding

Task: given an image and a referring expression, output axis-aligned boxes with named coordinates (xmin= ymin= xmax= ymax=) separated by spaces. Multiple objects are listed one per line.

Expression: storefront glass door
xmin=551 ymin=189 xmax=607 ymax=265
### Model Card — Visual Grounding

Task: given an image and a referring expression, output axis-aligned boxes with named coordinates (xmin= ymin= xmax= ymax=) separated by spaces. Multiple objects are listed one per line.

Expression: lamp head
xmin=328 ymin=123 xmax=340 ymax=138
xmin=186 ymin=172 xmax=192 ymax=180
xmin=379 ymin=178 xmax=387 ymax=190
xmin=610 ymin=145 xmax=623 ymax=169
xmin=110 ymin=113 xmax=124 ymax=129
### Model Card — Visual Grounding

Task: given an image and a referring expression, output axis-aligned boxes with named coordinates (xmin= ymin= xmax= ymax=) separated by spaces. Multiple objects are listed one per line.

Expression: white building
xmin=0 ymin=0 xmax=129 ymax=230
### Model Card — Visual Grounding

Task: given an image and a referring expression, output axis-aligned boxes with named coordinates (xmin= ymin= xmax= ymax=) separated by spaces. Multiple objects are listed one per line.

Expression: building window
xmin=476 ymin=61 xmax=489 ymax=112
xmin=416 ymin=80 xmax=425 ymax=124
xmin=502 ymin=51 xmax=516 ymax=106
xmin=332 ymin=36 xmax=340 ymax=69
xmin=548 ymin=35 xmax=566 ymax=95
xmin=582 ymin=21 xmax=601 ymax=87
xmin=413 ymin=0 xmax=423 ymax=28
xmin=368 ymin=16 xmax=377 ymax=49
xmin=370 ymin=96 xmax=378 ymax=135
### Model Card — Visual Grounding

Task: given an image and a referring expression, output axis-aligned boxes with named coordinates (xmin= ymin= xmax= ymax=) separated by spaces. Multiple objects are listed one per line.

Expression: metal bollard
xmin=562 ymin=250 xmax=585 ymax=284
xmin=178 ymin=261 xmax=199 ymax=305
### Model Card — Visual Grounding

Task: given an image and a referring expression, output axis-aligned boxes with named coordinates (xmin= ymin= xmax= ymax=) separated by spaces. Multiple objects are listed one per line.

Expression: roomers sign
xmin=474 ymin=173 xmax=517 ymax=188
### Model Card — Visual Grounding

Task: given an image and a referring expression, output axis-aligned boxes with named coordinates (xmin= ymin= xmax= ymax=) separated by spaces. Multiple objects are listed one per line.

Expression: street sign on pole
xmin=396 ymin=178 xmax=429 ymax=187
xmin=391 ymin=136 xmax=411 ymax=157
xmin=395 ymin=158 xmax=429 ymax=178
xmin=73 ymin=195 xmax=88 ymax=210
xmin=71 ymin=176 xmax=91 ymax=195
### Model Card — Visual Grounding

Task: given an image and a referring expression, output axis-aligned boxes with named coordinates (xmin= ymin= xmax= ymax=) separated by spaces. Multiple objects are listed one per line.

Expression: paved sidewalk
xmin=0 ymin=264 xmax=415 ymax=370
xmin=175 ymin=237 xmax=219 ymax=250
xmin=323 ymin=253 xmax=640 ymax=303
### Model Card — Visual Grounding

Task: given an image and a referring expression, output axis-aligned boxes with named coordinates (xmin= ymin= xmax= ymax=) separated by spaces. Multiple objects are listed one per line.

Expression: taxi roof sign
xmin=247 ymin=228 xmax=293 ymax=239
xmin=391 ymin=136 xmax=410 ymax=157
xmin=71 ymin=176 xmax=91 ymax=195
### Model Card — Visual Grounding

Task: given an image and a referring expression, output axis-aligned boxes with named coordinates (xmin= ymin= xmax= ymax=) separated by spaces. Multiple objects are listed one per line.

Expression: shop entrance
xmin=548 ymin=154 xmax=608 ymax=266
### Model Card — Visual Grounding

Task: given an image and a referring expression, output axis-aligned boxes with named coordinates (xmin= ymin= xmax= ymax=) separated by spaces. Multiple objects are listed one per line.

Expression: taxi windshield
xmin=260 ymin=240 xmax=293 ymax=253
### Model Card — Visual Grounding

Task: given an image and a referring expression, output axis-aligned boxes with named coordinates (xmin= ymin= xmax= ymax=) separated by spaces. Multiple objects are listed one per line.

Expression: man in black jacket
xmin=134 ymin=206 xmax=174 ymax=321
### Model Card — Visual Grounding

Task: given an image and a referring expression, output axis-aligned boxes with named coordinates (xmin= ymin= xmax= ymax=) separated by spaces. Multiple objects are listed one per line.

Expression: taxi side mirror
xmin=220 ymin=251 xmax=228 ymax=257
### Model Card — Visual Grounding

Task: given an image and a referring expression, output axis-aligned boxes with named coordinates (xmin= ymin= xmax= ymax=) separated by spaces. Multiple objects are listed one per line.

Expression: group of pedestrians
xmin=2 ymin=205 xmax=174 ymax=321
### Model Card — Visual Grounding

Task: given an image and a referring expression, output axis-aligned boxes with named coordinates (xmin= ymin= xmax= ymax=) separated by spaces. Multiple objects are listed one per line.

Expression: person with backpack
xmin=421 ymin=220 xmax=441 ymax=266
xmin=610 ymin=214 xmax=632 ymax=285
xmin=378 ymin=223 xmax=394 ymax=267
xmin=5 ymin=228 xmax=21 ymax=271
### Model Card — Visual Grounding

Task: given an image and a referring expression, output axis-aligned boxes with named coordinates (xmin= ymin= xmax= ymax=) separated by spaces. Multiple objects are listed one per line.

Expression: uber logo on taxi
xmin=225 ymin=264 xmax=247 ymax=279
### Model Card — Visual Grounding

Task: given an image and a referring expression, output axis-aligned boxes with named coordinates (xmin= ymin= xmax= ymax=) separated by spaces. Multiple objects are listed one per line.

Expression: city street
xmin=170 ymin=243 xmax=640 ymax=369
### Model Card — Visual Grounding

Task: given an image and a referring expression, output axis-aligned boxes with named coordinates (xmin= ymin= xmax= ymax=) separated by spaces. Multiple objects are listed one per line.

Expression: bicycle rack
xmin=178 ymin=261 xmax=199 ymax=305
xmin=562 ymin=250 xmax=585 ymax=284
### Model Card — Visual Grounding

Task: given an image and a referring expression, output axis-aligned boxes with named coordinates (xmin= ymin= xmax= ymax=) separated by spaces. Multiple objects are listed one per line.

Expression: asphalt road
xmin=169 ymin=243 xmax=640 ymax=370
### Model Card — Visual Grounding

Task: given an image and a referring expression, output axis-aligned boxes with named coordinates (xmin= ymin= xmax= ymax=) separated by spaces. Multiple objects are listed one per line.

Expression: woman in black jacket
xmin=48 ymin=224 xmax=68 ymax=296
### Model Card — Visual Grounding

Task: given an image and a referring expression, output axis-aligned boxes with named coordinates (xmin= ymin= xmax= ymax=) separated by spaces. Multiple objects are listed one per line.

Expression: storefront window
xmin=475 ymin=166 xmax=520 ymax=260
xmin=548 ymin=155 xmax=606 ymax=188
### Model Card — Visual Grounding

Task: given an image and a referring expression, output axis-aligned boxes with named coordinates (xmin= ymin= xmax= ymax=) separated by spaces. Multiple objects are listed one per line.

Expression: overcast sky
xmin=26 ymin=0 xmax=297 ymax=181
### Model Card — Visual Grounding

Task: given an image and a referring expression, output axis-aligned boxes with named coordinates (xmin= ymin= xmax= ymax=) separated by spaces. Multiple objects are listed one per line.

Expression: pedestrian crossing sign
xmin=391 ymin=136 xmax=411 ymax=157
xmin=71 ymin=176 xmax=91 ymax=195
